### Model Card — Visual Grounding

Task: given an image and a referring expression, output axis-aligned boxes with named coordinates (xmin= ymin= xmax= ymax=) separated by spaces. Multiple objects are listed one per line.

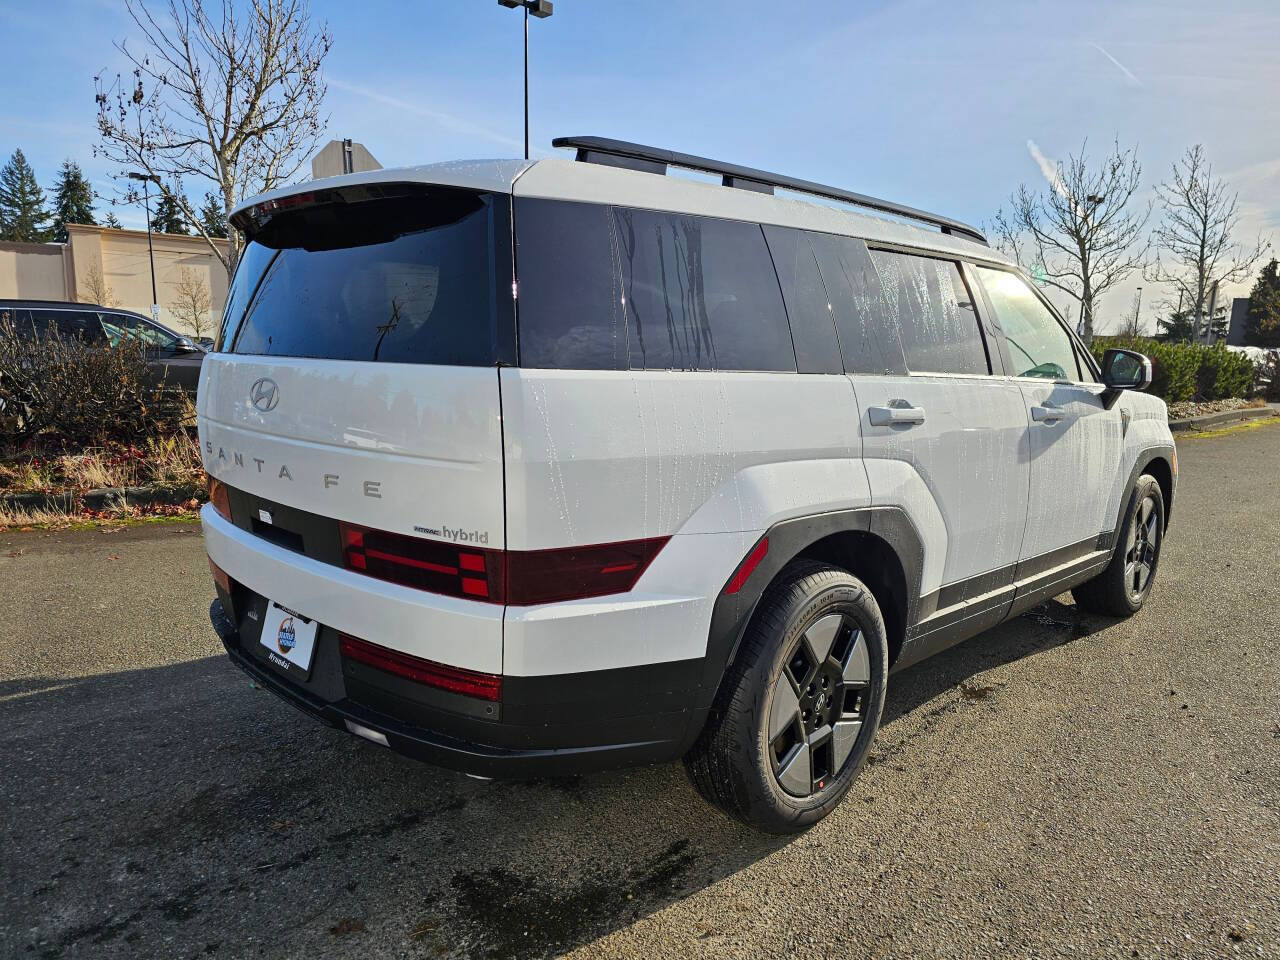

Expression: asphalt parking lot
xmin=2 ymin=422 xmax=1279 ymax=960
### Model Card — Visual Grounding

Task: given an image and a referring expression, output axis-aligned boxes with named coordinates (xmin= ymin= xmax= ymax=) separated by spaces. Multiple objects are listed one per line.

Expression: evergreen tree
xmin=152 ymin=184 xmax=190 ymax=235
xmin=1155 ymin=310 xmax=1195 ymax=342
xmin=0 ymin=148 xmax=53 ymax=242
xmin=1245 ymin=259 xmax=1280 ymax=348
xmin=103 ymin=210 xmax=123 ymax=229
xmin=49 ymin=159 xmax=96 ymax=242
xmin=198 ymin=192 xmax=228 ymax=239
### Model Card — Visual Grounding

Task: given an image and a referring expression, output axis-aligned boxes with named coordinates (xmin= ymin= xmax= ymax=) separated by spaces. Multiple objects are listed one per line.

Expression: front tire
xmin=1073 ymin=474 xmax=1166 ymax=617
xmin=684 ymin=561 xmax=888 ymax=834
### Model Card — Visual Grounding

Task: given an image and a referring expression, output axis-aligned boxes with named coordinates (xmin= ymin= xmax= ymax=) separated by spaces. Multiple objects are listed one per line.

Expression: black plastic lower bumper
xmin=210 ymin=598 xmax=707 ymax=778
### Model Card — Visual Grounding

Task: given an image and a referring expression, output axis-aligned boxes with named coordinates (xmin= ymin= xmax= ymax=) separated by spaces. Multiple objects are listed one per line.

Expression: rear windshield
xmin=224 ymin=188 xmax=511 ymax=366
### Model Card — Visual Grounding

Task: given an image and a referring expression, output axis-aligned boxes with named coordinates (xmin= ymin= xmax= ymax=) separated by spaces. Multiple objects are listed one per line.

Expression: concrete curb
xmin=1169 ymin=404 xmax=1280 ymax=433
xmin=0 ymin=484 xmax=203 ymax=512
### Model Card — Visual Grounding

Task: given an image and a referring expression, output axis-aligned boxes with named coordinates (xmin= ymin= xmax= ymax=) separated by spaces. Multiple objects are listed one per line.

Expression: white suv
xmin=200 ymin=137 xmax=1174 ymax=832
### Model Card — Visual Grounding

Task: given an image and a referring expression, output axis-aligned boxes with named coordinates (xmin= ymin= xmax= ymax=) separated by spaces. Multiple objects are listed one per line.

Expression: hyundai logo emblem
xmin=249 ymin=378 xmax=280 ymax=412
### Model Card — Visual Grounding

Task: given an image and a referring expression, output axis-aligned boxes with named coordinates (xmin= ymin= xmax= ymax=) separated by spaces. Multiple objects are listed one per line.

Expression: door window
xmin=868 ymin=251 xmax=988 ymax=376
xmin=973 ymin=266 xmax=1081 ymax=381
xmin=99 ymin=313 xmax=179 ymax=351
xmin=612 ymin=208 xmax=795 ymax=372
xmin=807 ymin=233 xmax=905 ymax=375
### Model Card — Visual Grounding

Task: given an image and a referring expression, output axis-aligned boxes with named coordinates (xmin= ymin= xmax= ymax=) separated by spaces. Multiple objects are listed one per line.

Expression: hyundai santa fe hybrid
xmin=200 ymin=137 xmax=1174 ymax=833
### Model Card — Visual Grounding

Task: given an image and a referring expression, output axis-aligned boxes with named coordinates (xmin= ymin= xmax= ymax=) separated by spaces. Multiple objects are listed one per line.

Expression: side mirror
xmin=173 ymin=336 xmax=198 ymax=354
xmin=1100 ymin=348 xmax=1152 ymax=409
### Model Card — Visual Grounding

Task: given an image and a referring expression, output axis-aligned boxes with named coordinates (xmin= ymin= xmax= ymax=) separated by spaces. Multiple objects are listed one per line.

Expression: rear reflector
xmin=726 ymin=537 xmax=769 ymax=595
xmin=339 ymin=633 xmax=502 ymax=701
xmin=208 ymin=556 xmax=232 ymax=594
xmin=208 ymin=477 xmax=231 ymax=522
xmin=338 ymin=521 xmax=668 ymax=606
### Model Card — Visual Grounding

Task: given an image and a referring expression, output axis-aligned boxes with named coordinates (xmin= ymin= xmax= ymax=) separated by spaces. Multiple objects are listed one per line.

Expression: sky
xmin=2 ymin=0 xmax=1278 ymax=330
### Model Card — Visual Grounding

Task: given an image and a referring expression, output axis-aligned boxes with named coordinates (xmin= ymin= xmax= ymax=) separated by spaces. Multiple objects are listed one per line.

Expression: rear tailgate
xmin=200 ymin=179 xmax=514 ymax=674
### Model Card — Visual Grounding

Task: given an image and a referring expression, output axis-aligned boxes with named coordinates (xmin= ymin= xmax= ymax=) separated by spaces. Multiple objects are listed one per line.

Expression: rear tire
xmin=1073 ymin=474 xmax=1165 ymax=617
xmin=684 ymin=561 xmax=888 ymax=834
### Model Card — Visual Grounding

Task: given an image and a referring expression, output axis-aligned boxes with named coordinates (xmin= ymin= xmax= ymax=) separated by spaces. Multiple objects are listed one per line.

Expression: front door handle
xmin=868 ymin=404 xmax=926 ymax=427
xmin=1031 ymin=403 xmax=1064 ymax=423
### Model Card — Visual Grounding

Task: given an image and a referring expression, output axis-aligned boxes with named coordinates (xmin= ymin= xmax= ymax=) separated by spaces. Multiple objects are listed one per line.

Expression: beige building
xmin=0 ymin=224 xmax=230 ymax=338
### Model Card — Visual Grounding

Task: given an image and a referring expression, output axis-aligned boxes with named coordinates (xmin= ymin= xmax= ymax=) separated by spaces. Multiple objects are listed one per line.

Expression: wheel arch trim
xmin=698 ymin=506 xmax=924 ymax=705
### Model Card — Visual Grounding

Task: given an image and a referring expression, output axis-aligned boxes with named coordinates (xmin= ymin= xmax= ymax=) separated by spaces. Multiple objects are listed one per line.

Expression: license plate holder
xmin=258 ymin=601 xmax=319 ymax=680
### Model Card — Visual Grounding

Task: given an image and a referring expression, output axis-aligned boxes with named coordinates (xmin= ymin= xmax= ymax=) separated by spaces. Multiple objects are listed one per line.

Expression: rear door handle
xmin=1031 ymin=403 xmax=1063 ymax=423
xmin=868 ymin=404 xmax=926 ymax=427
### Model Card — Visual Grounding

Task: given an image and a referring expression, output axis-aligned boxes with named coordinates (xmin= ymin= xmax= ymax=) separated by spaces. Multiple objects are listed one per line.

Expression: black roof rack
xmin=551 ymin=135 xmax=988 ymax=246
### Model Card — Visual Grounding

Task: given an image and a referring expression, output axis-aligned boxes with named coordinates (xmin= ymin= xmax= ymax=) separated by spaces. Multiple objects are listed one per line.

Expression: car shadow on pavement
xmin=2 ymin=598 xmax=1109 ymax=960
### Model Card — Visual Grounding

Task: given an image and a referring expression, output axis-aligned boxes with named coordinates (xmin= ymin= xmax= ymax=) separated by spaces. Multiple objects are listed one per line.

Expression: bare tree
xmin=79 ymin=264 xmax=120 ymax=307
xmin=991 ymin=140 xmax=1150 ymax=344
xmin=170 ymin=267 xmax=214 ymax=339
xmin=94 ymin=0 xmax=331 ymax=278
xmin=1146 ymin=144 xmax=1270 ymax=341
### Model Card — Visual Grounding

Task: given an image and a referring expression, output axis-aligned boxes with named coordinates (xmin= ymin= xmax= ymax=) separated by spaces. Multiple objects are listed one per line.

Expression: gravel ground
xmin=1 ymin=423 xmax=1278 ymax=960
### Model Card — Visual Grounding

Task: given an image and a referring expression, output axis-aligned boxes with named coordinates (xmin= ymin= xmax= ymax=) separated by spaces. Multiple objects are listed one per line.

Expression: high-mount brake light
xmin=339 ymin=633 xmax=501 ymax=701
xmin=337 ymin=522 xmax=669 ymax=605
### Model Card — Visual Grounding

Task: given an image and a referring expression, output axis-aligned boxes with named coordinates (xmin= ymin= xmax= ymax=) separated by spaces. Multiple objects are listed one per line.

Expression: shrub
xmin=0 ymin=316 xmax=188 ymax=447
xmin=1091 ymin=336 xmax=1255 ymax=403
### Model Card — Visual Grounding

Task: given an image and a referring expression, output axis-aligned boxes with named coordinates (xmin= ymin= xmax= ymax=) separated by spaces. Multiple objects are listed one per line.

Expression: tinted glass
xmin=100 ymin=313 xmax=178 ymax=350
xmin=808 ymin=233 xmax=906 ymax=375
xmin=29 ymin=309 xmax=105 ymax=344
xmin=762 ymin=225 xmax=842 ymax=374
xmin=869 ymin=251 xmax=987 ymax=375
xmin=515 ymin=198 xmax=626 ymax=370
xmin=217 ymin=241 xmax=275 ymax=351
xmin=0 ymin=307 xmax=33 ymax=337
xmin=973 ymin=266 xmax=1080 ymax=380
xmin=612 ymin=208 xmax=795 ymax=372
xmin=231 ymin=190 xmax=501 ymax=365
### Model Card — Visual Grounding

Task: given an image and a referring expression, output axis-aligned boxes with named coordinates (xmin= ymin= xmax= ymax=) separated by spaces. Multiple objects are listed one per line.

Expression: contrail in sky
xmin=1026 ymin=139 xmax=1066 ymax=196
xmin=1090 ymin=42 xmax=1142 ymax=87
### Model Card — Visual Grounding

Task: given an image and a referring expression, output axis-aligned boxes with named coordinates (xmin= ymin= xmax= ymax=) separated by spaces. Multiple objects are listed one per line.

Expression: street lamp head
xmin=1086 ymin=194 xmax=1105 ymax=206
xmin=498 ymin=0 xmax=552 ymax=14
xmin=127 ymin=171 xmax=160 ymax=183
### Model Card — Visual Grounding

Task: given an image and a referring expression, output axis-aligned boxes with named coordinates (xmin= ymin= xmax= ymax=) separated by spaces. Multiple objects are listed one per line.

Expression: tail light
xmin=207 ymin=477 xmax=231 ymax=522
xmin=338 ymin=521 xmax=668 ymax=606
xmin=339 ymin=633 xmax=501 ymax=701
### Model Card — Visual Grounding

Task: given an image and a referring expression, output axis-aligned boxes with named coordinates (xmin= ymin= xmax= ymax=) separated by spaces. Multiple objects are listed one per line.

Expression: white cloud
xmin=327 ymin=77 xmax=526 ymax=154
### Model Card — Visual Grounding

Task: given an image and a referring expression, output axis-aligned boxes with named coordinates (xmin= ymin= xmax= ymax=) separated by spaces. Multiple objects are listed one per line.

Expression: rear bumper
xmin=210 ymin=597 xmax=706 ymax=778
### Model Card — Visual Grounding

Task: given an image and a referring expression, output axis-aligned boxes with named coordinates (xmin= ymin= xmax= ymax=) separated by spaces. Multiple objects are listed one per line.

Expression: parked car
xmin=199 ymin=138 xmax=1175 ymax=833
xmin=0 ymin=299 xmax=206 ymax=394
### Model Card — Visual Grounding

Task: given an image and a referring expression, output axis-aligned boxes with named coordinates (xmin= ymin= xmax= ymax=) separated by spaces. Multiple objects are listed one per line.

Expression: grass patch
xmin=1178 ymin=415 xmax=1280 ymax=440
xmin=0 ymin=430 xmax=204 ymax=495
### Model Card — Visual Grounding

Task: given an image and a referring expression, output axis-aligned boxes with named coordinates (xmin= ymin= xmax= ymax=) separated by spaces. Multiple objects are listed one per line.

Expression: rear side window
xmin=807 ymin=233 xmax=905 ymax=376
xmin=762 ymin=225 xmax=842 ymax=374
xmin=613 ymin=208 xmax=795 ymax=372
xmin=230 ymin=189 xmax=506 ymax=366
xmin=868 ymin=251 xmax=987 ymax=376
xmin=514 ymin=198 xmax=626 ymax=370
xmin=973 ymin=266 xmax=1081 ymax=381
xmin=29 ymin=309 xmax=106 ymax=345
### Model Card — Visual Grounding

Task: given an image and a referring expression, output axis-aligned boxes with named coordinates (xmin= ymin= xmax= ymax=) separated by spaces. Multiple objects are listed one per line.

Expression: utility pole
xmin=498 ymin=0 xmax=554 ymax=160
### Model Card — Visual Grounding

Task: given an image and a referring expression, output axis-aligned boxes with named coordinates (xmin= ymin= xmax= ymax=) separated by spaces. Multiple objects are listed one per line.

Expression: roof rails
xmin=551 ymin=135 xmax=988 ymax=246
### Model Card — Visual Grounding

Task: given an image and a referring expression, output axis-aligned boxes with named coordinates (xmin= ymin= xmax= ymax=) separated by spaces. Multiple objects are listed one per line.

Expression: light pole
xmin=127 ymin=171 xmax=160 ymax=316
xmin=498 ymin=0 xmax=553 ymax=160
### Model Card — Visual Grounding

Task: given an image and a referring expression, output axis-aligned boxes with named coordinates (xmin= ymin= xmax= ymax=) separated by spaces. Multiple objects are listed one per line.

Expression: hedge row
xmin=1090 ymin=336 xmax=1255 ymax=403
